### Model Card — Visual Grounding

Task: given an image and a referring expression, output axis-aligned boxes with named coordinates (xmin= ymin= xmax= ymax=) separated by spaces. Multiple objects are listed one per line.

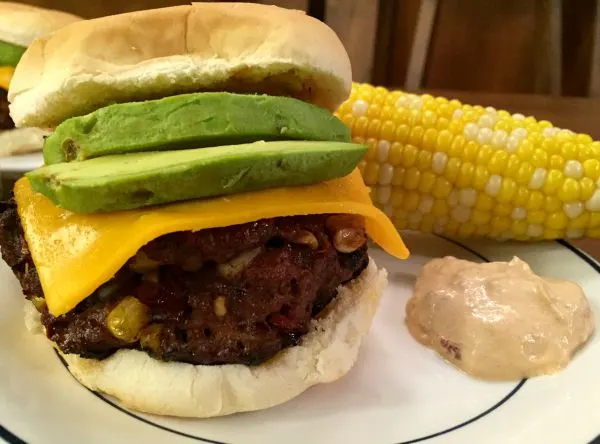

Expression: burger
xmin=0 ymin=1 xmax=80 ymax=157
xmin=0 ymin=3 xmax=408 ymax=417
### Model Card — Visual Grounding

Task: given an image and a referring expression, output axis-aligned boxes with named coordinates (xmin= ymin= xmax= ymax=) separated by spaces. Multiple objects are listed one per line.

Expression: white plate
xmin=1 ymin=233 xmax=599 ymax=444
xmin=0 ymin=153 xmax=43 ymax=175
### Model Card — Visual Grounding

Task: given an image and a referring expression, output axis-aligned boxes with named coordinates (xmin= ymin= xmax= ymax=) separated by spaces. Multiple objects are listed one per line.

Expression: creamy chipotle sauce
xmin=406 ymin=256 xmax=595 ymax=380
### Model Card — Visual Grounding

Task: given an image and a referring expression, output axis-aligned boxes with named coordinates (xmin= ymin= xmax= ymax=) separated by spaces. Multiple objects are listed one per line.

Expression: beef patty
xmin=0 ymin=201 xmax=369 ymax=365
xmin=0 ymin=89 xmax=14 ymax=131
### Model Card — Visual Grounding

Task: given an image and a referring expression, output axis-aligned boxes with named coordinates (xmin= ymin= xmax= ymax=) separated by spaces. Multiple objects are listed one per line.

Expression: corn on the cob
xmin=335 ymin=82 xmax=600 ymax=240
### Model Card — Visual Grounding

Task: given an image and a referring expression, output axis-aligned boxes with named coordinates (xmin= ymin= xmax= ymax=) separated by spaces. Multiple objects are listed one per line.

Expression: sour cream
xmin=406 ymin=256 xmax=595 ymax=380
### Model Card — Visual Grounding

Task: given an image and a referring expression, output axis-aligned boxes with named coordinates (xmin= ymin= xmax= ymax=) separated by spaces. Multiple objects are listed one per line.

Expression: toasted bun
xmin=9 ymin=2 xmax=352 ymax=128
xmin=26 ymin=259 xmax=385 ymax=418
xmin=0 ymin=127 xmax=49 ymax=156
xmin=0 ymin=2 xmax=80 ymax=47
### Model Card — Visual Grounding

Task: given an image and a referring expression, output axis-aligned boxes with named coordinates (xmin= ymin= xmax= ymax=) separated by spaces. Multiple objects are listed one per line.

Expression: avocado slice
xmin=0 ymin=40 xmax=26 ymax=67
xmin=43 ymin=92 xmax=352 ymax=164
xmin=27 ymin=141 xmax=366 ymax=213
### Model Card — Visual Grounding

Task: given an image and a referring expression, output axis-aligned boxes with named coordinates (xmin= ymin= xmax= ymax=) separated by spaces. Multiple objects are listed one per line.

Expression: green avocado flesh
xmin=0 ymin=40 xmax=26 ymax=67
xmin=43 ymin=92 xmax=352 ymax=165
xmin=27 ymin=141 xmax=367 ymax=213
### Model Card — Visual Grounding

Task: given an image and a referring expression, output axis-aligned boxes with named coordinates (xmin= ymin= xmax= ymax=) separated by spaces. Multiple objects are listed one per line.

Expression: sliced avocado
xmin=0 ymin=40 xmax=26 ymax=67
xmin=27 ymin=141 xmax=366 ymax=213
xmin=43 ymin=92 xmax=352 ymax=164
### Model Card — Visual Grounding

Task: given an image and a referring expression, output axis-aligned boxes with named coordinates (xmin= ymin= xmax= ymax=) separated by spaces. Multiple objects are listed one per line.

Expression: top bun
xmin=9 ymin=2 xmax=352 ymax=128
xmin=0 ymin=2 xmax=80 ymax=48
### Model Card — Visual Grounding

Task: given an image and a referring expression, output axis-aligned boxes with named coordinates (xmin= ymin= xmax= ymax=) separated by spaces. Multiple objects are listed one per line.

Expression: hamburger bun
xmin=26 ymin=259 xmax=386 ymax=418
xmin=0 ymin=2 xmax=80 ymax=48
xmin=0 ymin=126 xmax=50 ymax=156
xmin=9 ymin=2 xmax=352 ymax=128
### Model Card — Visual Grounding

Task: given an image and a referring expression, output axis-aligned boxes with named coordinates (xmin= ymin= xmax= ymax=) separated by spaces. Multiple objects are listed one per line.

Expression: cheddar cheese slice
xmin=0 ymin=66 xmax=13 ymax=90
xmin=15 ymin=169 xmax=409 ymax=317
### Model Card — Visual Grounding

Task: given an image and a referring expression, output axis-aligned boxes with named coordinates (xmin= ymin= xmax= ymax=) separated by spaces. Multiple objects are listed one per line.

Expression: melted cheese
xmin=0 ymin=66 xmax=13 ymax=90
xmin=15 ymin=169 xmax=409 ymax=316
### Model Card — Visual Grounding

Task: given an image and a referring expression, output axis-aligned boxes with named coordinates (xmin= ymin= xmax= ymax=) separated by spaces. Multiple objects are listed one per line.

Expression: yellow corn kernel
xmin=531 ymin=149 xmax=549 ymax=168
xmin=472 ymin=165 xmax=490 ymax=190
xmin=546 ymin=212 xmax=568 ymax=230
xmin=549 ymin=154 xmax=565 ymax=170
xmin=471 ymin=210 xmax=491 ymax=225
xmin=497 ymin=178 xmax=517 ymax=203
xmin=402 ymin=144 xmax=418 ymax=167
xmin=391 ymin=166 xmax=405 ymax=186
xmin=514 ymin=186 xmax=530 ymax=207
xmin=422 ymin=110 xmax=437 ymax=127
xmin=458 ymin=222 xmax=476 ymax=237
xmin=583 ymin=159 xmax=600 ymax=179
xmin=416 ymin=150 xmax=433 ymax=171
xmin=527 ymin=211 xmax=546 ymax=224
xmin=380 ymin=105 xmax=395 ymax=121
xmin=403 ymin=167 xmax=421 ymax=190
xmin=420 ymin=215 xmax=436 ymax=233
xmin=363 ymin=163 xmax=379 ymax=185
xmin=444 ymin=158 xmax=461 ymax=183
xmin=561 ymin=142 xmax=578 ymax=160
xmin=432 ymin=177 xmax=452 ymax=198
xmin=422 ymin=127 xmax=439 ymax=151
xmin=476 ymin=145 xmax=493 ymax=165
xmin=431 ymin=199 xmax=450 ymax=217
xmin=488 ymin=150 xmax=509 ymax=175
xmin=380 ymin=120 xmax=396 ymax=141
xmin=512 ymin=220 xmax=528 ymax=236
xmin=491 ymin=217 xmax=511 ymax=233
xmin=388 ymin=142 xmax=404 ymax=166
xmin=456 ymin=163 xmax=475 ymax=188
xmin=435 ymin=117 xmax=450 ymax=130
xmin=409 ymin=126 xmax=425 ymax=146
xmin=516 ymin=140 xmax=534 ymax=161
xmin=544 ymin=228 xmax=563 ymax=239
xmin=436 ymin=130 xmax=453 ymax=153
xmin=448 ymin=135 xmax=466 ymax=158
xmin=475 ymin=194 xmax=494 ymax=211
xmin=515 ymin=162 xmax=534 ymax=185
xmin=580 ymin=177 xmax=595 ymax=200
xmin=526 ymin=191 xmax=545 ymax=211
xmin=418 ymin=171 xmax=437 ymax=193
xmin=463 ymin=141 xmax=479 ymax=162
xmin=494 ymin=204 xmax=513 ymax=216
xmin=364 ymin=138 xmax=378 ymax=160
xmin=568 ymin=213 xmax=590 ymax=229
xmin=354 ymin=116 xmax=369 ymax=137
xmin=557 ymin=178 xmax=580 ymax=202
xmin=367 ymin=119 xmax=382 ymax=139
xmin=395 ymin=123 xmax=411 ymax=145
xmin=541 ymin=138 xmax=559 ymax=155
xmin=404 ymin=192 xmax=420 ymax=212
xmin=367 ymin=104 xmax=381 ymax=119
xmin=542 ymin=170 xmax=564 ymax=194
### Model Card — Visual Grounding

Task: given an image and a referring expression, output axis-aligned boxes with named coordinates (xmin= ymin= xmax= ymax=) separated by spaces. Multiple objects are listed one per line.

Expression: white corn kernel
xmin=432 ymin=152 xmax=448 ymax=174
xmin=478 ymin=114 xmax=495 ymax=128
xmin=511 ymin=207 xmax=527 ymax=220
xmin=564 ymin=202 xmax=584 ymax=219
xmin=418 ymin=196 xmax=434 ymax=214
xmin=566 ymin=228 xmax=584 ymax=238
xmin=528 ymin=168 xmax=547 ymax=190
xmin=510 ymin=128 xmax=528 ymax=140
xmin=378 ymin=140 xmax=391 ymax=162
xmin=395 ymin=95 xmax=409 ymax=109
xmin=543 ymin=127 xmax=560 ymax=138
xmin=513 ymin=113 xmax=526 ymax=120
xmin=408 ymin=212 xmax=423 ymax=224
xmin=527 ymin=224 xmax=543 ymax=237
xmin=377 ymin=186 xmax=391 ymax=205
xmin=452 ymin=109 xmax=464 ymax=120
xmin=485 ymin=175 xmax=502 ymax=196
xmin=352 ymin=99 xmax=369 ymax=117
xmin=586 ymin=189 xmax=600 ymax=211
xmin=447 ymin=190 xmax=459 ymax=207
xmin=506 ymin=135 xmax=520 ymax=152
xmin=458 ymin=188 xmax=477 ymax=207
xmin=451 ymin=206 xmax=471 ymax=223
xmin=491 ymin=130 xmax=508 ymax=148
xmin=564 ymin=160 xmax=583 ymax=179
xmin=463 ymin=123 xmax=479 ymax=140
xmin=383 ymin=204 xmax=394 ymax=217
xmin=476 ymin=127 xmax=493 ymax=144
xmin=378 ymin=163 xmax=394 ymax=185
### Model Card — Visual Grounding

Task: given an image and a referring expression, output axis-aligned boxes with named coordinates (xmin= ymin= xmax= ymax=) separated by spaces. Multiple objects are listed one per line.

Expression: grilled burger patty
xmin=0 ymin=89 xmax=14 ymax=130
xmin=0 ymin=202 xmax=369 ymax=365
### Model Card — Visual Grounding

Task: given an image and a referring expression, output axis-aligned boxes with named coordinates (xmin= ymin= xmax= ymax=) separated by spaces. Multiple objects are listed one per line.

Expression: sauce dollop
xmin=406 ymin=256 xmax=595 ymax=380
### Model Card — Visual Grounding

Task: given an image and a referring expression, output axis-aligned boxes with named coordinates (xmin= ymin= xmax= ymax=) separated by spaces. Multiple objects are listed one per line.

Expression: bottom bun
xmin=28 ymin=258 xmax=387 ymax=418
xmin=0 ymin=127 xmax=50 ymax=156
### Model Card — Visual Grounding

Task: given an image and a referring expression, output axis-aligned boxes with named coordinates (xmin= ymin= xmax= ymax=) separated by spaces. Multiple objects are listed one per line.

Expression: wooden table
xmin=416 ymin=90 xmax=600 ymax=261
